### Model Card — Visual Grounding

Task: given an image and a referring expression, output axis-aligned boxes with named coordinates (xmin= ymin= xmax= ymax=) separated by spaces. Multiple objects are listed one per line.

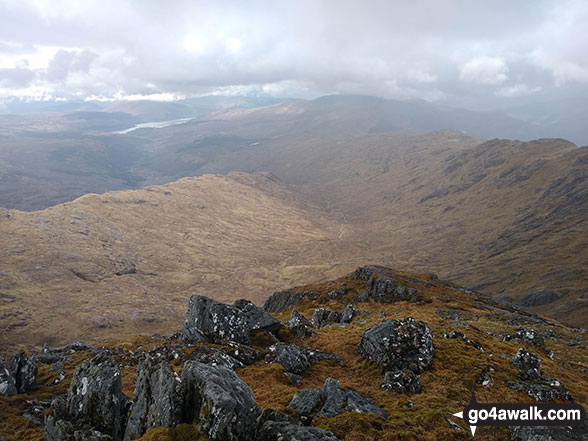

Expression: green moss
xmin=138 ymin=424 xmax=209 ymax=441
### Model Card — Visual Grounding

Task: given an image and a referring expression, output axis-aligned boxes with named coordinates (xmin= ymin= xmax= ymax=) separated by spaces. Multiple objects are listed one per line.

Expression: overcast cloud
xmin=0 ymin=0 xmax=587 ymax=108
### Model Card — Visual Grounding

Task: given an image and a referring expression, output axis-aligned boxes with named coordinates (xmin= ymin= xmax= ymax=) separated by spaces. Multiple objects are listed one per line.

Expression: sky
xmin=0 ymin=0 xmax=587 ymax=109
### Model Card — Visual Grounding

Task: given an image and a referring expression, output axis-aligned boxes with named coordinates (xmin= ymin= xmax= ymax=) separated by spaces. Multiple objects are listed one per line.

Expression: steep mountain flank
xmin=310 ymin=137 xmax=588 ymax=326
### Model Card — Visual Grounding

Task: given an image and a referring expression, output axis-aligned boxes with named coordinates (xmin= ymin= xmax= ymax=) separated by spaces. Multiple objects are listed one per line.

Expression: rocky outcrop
xmin=267 ymin=343 xmax=343 ymax=377
xmin=288 ymin=378 xmax=387 ymax=423
xmin=258 ymin=422 xmax=340 ymax=441
xmin=45 ymin=396 xmax=112 ymax=441
xmin=507 ymin=378 xmax=572 ymax=402
xmin=502 ymin=327 xmax=547 ymax=347
xmin=0 ymin=357 xmax=17 ymax=396
xmin=311 ymin=308 xmax=343 ymax=329
xmin=286 ymin=310 xmax=313 ymax=338
xmin=263 ymin=290 xmax=318 ymax=313
xmin=180 ymin=295 xmax=280 ymax=345
xmin=33 ymin=342 xmax=91 ymax=365
xmin=182 ymin=361 xmax=261 ymax=441
xmin=508 ymin=348 xmax=572 ymax=401
xmin=354 ymin=265 xmax=389 ymax=281
xmin=512 ymin=348 xmax=542 ymax=380
xmin=268 ymin=343 xmax=310 ymax=375
xmin=359 ymin=318 xmax=434 ymax=374
xmin=10 ymin=352 xmax=38 ymax=394
xmin=366 ymin=275 xmax=416 ymax=302
xmin=45 ymin=353 xmax=128 ymax=441
xmin=381 ymin=369 xmax=423 ymax=394
xmin=123 ymin=358 xmax=184 ymax=441
xmin=0 ymin=352 xmax=37 ymax=396
xmin=187 ymin=343 xmax=259 ymax=370
xmin=256 ymin=408 xmax=340 ymax=440
xmin=310 ymin=305 xmax=362 ymax=329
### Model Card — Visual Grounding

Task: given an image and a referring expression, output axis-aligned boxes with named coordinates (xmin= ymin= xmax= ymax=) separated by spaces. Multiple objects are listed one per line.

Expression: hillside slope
xmin=0 ymin=172 xmax=366 ymax=354
xmin=1 ymin=267 xmax=586 ymax=441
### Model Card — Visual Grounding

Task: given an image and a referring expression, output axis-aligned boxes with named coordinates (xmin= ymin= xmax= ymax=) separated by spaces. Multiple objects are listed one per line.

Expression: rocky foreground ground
xmin=1 ymin=266 xmax=587 ymax=441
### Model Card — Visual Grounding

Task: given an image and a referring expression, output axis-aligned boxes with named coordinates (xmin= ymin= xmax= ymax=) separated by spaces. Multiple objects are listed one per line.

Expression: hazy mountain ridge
xmin=1 ymin=94 xmax=586 ymax=211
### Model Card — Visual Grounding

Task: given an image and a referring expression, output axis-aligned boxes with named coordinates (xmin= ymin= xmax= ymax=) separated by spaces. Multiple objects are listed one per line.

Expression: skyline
xmin=0 ymin=0 xmax=587 ymax=111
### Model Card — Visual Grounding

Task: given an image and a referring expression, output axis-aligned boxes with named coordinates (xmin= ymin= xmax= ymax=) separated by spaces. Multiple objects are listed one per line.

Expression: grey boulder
xmin=182 ymin=361 xmax=261 ymax=441
xmin=45 ymin=353 xmax=128 ymax=441
xmin=512 ymin=348 xmax=542 ymax=380
xmin=124 ymin=358 xmax=184 ymax=440
xmin=0 ymin=352 xmax=37 ymax=396
xmin=288 ymin=378 xmax=387 ymax=422
xmin=0 ymin=359 xmax=17 ymax=396
xmin=358 ymin=318 xmax=434 ymax=374
xmin=180 ymin=295 xmax=280 ymax=345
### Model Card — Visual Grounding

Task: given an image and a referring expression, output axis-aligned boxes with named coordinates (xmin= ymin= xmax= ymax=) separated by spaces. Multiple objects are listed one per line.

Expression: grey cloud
xmin=0 ymin=67 xmax=35 ymax=87
xmin=47 ymin=49 xmax=98 ymax=82
xmin=0 ymin=0 xmax=586 ymax=108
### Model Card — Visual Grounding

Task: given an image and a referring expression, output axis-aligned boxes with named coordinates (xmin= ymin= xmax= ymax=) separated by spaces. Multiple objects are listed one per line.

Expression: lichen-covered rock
xmin=354 ymin=265 xmax=389 ymax=281
xmin=502 ymin=327 xmax=546 ymax=347
xmin=288 ymin=388 xmax=323 ymax=422
xmin=67 ymin=353 xmax=127 ymax=441
xmin=317 ymin=378 xmax=347 ymax=418
xmin=381 ymin=369 xmax=423 ymax=394
xmin=267 ymin=343 xmax=342 ymax=376
xmin=258 ymin=421 xmax=340 ymax=441
xmin=358 ymin=318 xmax=434 ymax=374
xmin=512 ymin=348 xmax=542 ymax=380
xmin=344 ymin=388 xmax=388 ymax=418
xmin=180 ymin=295 xmax=280 ymax=345
xmin=327 ymin=288 xmax=346 ymax=299
xmin=507 ymin=378 xmax=572 ymax=402
xmin=49 ymin=362 xmax=66 ymax=385
xmin=0 ymin=352 xmax=37 ymax=396
xmin=288 ymin=378 xmax=387 ymax=422
xmin=34 ymin=342 xmax=91 ymax=365
xmin=123 ymin=358 xmax=184 ymax=440
xmin=341 ymin=305 xmax=357 ymax=323
xmin=257 ymin=408 xmax=300 ymax=426
xmin=187 ymin=345 xmax=246 ymax=370
xmin=182 ymin=361 xmax=261 ymax=441
xmin=268 ymin=343 xmax=310 ymax=374
xmin=44 ymin=396 xmax=73 ymax=441
xmin=286 ymin=310 xmax=313 ymax=338
xmin=0 ymin=358 xmax=17 ymax=396
xmin=45 ymin=401 xmax=113 ymax=440
xmin=311 ymin=308 xmax=343 ymax=329
xmin=9 ymin=352 xmax=37 ymax=394
xmin=366 ymin=275 xmax=415 ymax=302
xmin=263 ymin=290 xmax=318 ymax=313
